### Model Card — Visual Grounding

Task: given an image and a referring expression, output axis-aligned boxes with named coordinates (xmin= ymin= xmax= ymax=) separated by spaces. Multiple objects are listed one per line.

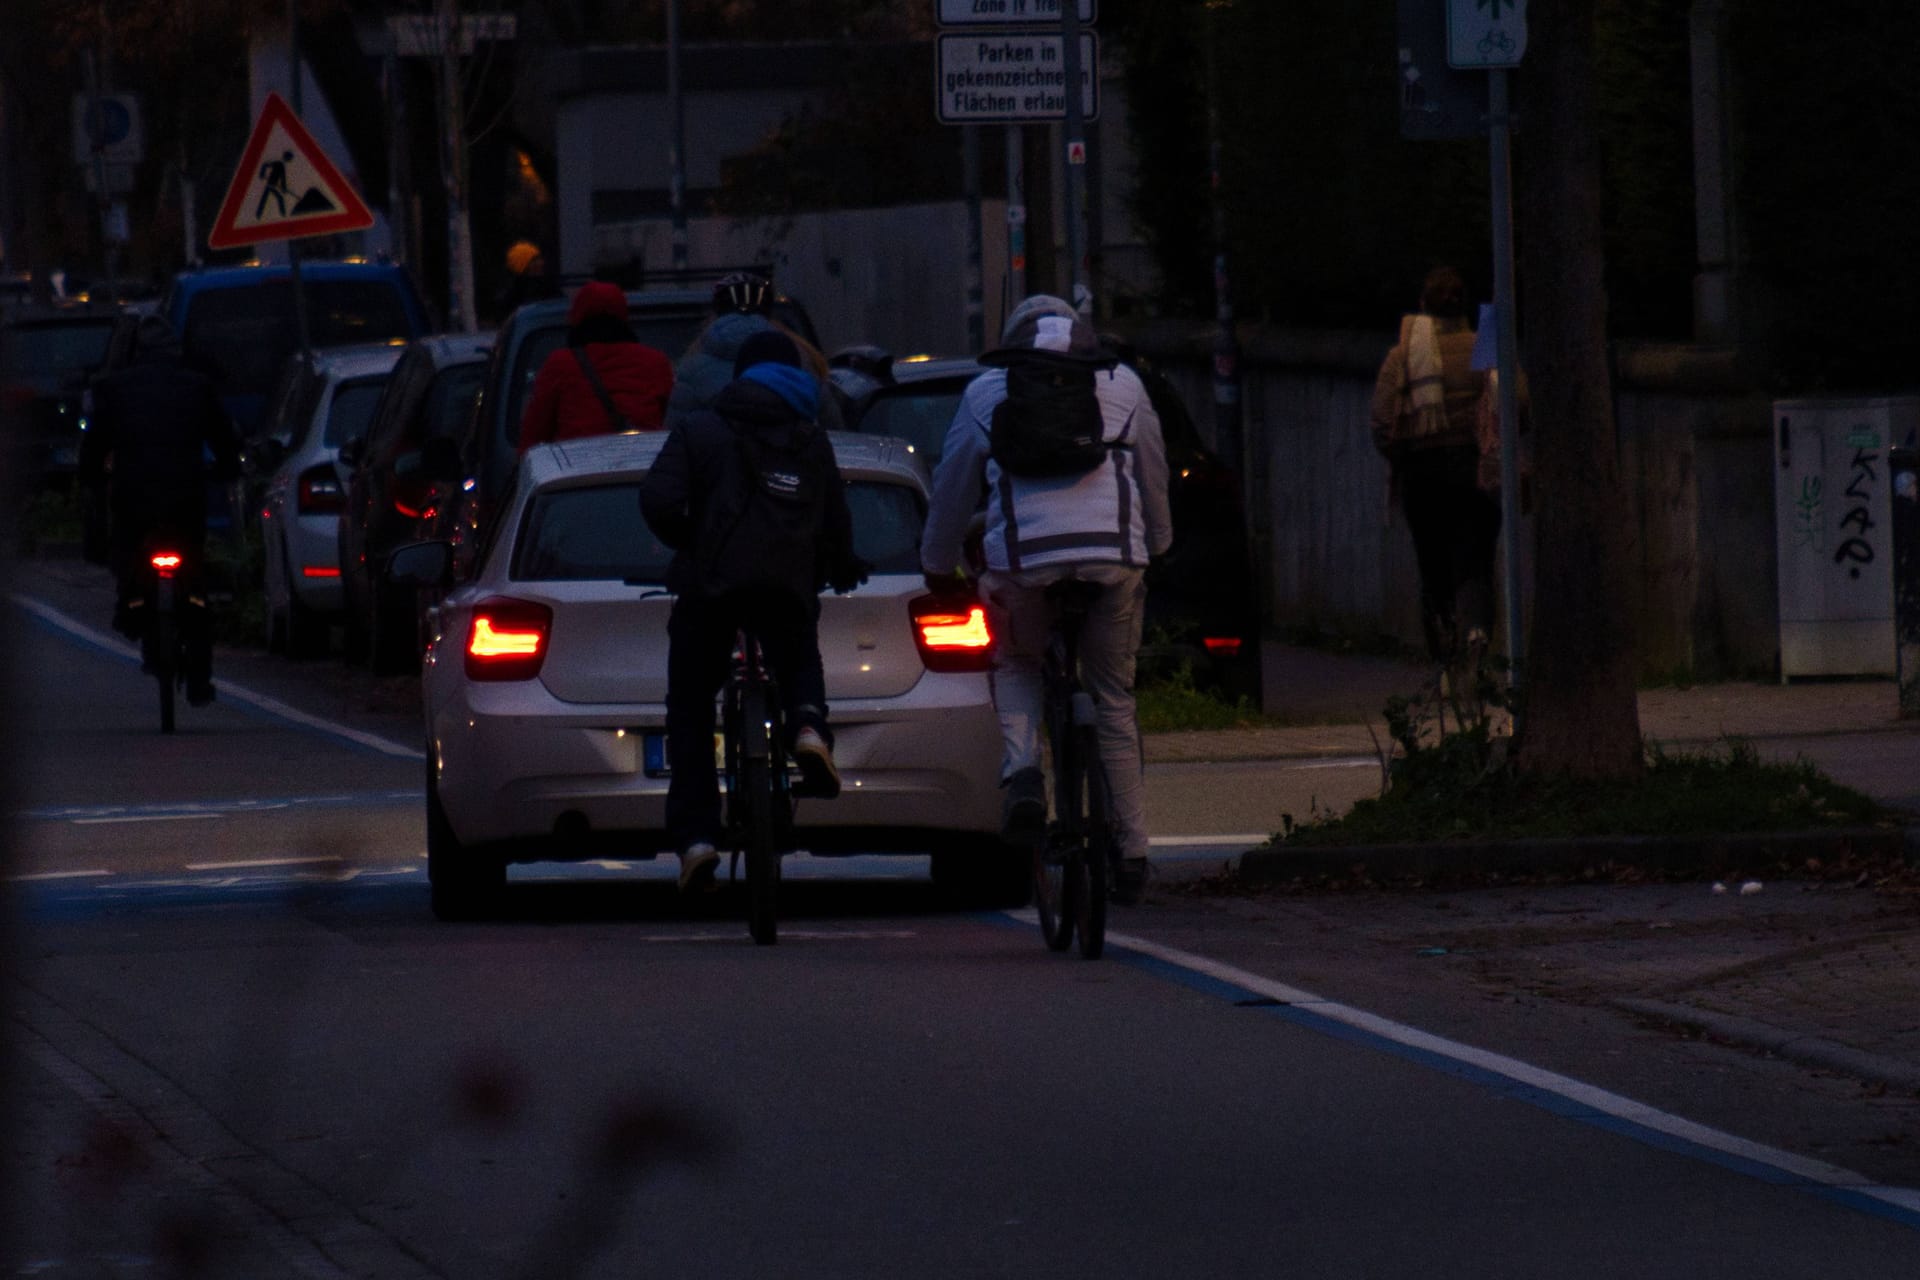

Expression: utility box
xmin=1773 ymin=397 xmax=1919 ymax=678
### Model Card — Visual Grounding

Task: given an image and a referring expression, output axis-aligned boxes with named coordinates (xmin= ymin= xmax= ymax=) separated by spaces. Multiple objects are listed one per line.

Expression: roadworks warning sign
xmin=207 ymin=92 xmax=374 ymax=250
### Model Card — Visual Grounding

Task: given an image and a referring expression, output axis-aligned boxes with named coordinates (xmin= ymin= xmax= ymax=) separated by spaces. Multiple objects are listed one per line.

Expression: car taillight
xmin=297 ymin=465 xmax=345 ymax=515
xmin=465 ymin=597 xmax=551 ymax=681
xmin=911 ymin=594 xmax=993 ymax=673
xmin=1202 ymin=636 xmax=1244 ymax=658
xmin=150 ymin=551 xmax=183 ymax=575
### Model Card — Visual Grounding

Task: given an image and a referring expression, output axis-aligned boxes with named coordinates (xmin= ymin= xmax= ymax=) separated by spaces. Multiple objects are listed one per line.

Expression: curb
xmin=1237 ymin=826 xmax=1912 ymax=885
xmin=1612 ymin=998 xmax=1920 ymax=1094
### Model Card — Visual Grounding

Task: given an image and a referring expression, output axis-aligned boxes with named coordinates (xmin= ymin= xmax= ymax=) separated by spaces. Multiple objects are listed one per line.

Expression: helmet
xmin=712 ymin=271 xmax=772 ymax=315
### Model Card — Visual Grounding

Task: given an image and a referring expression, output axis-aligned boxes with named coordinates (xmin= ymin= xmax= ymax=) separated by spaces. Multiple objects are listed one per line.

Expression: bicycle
xmin=1031 ymin=580 xmax=1118 ymax=960
xmin=721 ymin=628 xmax=794 ymax=946
xmin=136 ymin=539 xmax=200 ymax=734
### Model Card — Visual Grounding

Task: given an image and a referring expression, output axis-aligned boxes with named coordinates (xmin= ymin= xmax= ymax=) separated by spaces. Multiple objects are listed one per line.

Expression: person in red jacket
xmin=518 ymin=281 xmax=674 ymax=451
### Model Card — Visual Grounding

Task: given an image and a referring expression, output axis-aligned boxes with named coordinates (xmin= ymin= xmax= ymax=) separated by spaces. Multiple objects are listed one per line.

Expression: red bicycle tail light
xmin=149 ymin=551 xmax=183 ymax=572
xmin=911 ymin=595 xmax=993 ymax=673
xmin=297 ymin=464 xmax=346 ymax=515
xmin=1202 ymin=636 xmax=1244 ymax=658
xmin=465 ymin=597 xmax=551 ymax=681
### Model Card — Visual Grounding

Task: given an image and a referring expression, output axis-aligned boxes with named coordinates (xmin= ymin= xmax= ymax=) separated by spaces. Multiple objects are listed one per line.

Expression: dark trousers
xmin=1397 ymin=448 xmax=1501 ymax=662
xmin=110 ymin=494 xmax=213 ymax=686
xmin=665 ymin=588 xmax=829 ymax=849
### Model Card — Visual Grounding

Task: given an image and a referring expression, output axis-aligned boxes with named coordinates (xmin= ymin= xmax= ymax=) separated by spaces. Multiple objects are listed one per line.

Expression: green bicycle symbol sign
xmin=1447 ymin=0 xmax=1528 ymax=69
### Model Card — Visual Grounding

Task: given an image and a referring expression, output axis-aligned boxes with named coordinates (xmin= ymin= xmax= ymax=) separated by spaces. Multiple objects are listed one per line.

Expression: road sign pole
xmin=1059 ymin=2 xmax=1088 ymax=314
xmin=1005 ymin=124 xmax=1026 ymax=306
xmin=963 ymin=125 xmax=984 ymax=353
xmin=667 ymin=0 xmax=688 ymax=271
xmin=287 ymin=0 xmax=313 ymax=360
xmin=1489 ymin=66 xmax=1524 ymax=677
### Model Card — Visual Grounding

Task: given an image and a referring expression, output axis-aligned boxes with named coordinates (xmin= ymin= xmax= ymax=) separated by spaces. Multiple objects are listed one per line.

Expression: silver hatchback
xmin=407 ymin=431 xmax=1013 ymax=915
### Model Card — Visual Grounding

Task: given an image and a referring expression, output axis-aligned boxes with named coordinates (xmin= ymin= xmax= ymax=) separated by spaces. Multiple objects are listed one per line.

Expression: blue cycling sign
xmin=1446 ymin=0 xmax=1527 ymax=69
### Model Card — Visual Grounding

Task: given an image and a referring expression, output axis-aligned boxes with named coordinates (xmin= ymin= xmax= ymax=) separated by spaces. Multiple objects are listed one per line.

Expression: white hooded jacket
xmin=921 ymin=301 xmax=1172 ymax=576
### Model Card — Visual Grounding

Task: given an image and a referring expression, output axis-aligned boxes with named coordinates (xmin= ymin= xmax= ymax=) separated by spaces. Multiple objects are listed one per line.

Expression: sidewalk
xmin=1172 ymin=640 xmax=1920 ymax=1099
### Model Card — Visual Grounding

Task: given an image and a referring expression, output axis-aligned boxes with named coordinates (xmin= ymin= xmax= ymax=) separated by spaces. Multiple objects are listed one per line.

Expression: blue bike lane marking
xmin=13 ymin=593 xmax=425 ymax=761
xmin=1034 ymin=920 xmax=1920 ymax=1234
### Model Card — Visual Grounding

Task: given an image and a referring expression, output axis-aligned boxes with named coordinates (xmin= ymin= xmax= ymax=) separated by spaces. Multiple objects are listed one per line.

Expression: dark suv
xmin=439 ymin=279 xmax=819 ymax=589
xmin=337 ymin=332 xmax=493 ymax=673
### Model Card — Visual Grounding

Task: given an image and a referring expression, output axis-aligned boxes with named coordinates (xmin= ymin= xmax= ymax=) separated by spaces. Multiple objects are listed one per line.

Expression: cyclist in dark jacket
xmin=81 ymin=316 xmax=241 ymax=705
xmin=638 ymin=329 xmax=866 ymax=891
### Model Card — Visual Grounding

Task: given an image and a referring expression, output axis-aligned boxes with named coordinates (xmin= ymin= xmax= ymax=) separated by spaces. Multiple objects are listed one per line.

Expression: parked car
xmin=447 ymin=278 xmax=821 ymax=596
xmin=0 ymin=303 xmax=120 ymax=489
xmin=337 ymin=331 xmax=493 ymax=673
xmin=162 ymin=260 xmax=431 ymax=440
xmin=841 ymin=347 xmax=1263 ymax=704
xmin=390 ymin=430 xmax=1019 ymax=918
xmin=253 ymin=343 xmax=405 ymax=656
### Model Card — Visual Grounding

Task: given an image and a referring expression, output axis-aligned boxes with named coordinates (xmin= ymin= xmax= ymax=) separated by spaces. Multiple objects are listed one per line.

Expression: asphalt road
xmin=5 ymin=580 xmax=1919 ymax=1277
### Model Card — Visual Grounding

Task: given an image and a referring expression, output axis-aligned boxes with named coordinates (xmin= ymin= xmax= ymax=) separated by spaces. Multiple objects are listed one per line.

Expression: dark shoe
xmin=1112 ymin=857 xmax=1151 ymax=906
xmin=186 ymin=680 xmax=216 ymax=708
xmin=791 ymin=726 xmax=841 ymax=799
xmin=1001 ymin=767 xmax=1046 ymax=845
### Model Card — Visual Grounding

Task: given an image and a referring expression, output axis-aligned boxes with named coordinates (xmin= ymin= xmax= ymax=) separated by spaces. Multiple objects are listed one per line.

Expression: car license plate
xmin=642 ymin=733 xmax=725 ymax=777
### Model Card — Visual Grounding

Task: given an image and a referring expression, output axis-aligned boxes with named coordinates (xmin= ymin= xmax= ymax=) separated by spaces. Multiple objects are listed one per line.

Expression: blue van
xmin=163 ymin=260 xmax=431 ymax=438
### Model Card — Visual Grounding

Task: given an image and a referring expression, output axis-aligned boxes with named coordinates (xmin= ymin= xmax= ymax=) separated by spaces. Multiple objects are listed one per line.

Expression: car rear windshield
xmin=325 ymin=376 xmax=391 ymax=447
xmin=2 ymin=320 xmax=116 ymax=381
xmin=182 ymin=281 xmax=414 ymax=398
xmin=513 ymin=477 xmax=926 ymax=584
xmin=855 ymin=384 xmax=967 ymax=466
xmin=505 ymin=316 xmax=706 ymax=442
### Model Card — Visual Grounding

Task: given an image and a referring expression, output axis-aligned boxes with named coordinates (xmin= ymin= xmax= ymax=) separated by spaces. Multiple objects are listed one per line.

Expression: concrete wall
xmin=593 ymin=200 xmax=1011 ymax=357
xmin=1139 ymin=326 xmax=1786 ymax=679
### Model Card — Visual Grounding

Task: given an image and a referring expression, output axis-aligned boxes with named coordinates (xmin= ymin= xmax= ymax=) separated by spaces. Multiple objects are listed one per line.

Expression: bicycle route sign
xmin=1446 ymin=0 xmax=1527 ymax=69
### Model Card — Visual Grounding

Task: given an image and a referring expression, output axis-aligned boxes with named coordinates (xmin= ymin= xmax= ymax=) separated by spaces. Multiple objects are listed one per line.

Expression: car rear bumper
xmin=429 ymin=671 xmax=1002 ymax=855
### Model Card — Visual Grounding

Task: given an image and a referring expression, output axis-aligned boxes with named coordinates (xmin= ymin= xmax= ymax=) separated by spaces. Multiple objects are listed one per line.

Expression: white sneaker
xmin=677 ymin=842 xmax=720 ymax=893
xmin=792 ymin=726 xmax=841 ymax=799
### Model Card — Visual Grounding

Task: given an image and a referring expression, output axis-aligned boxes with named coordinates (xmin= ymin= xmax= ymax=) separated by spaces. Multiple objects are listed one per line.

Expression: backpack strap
xmin=571 ymin=348 xmax=630 ymax=432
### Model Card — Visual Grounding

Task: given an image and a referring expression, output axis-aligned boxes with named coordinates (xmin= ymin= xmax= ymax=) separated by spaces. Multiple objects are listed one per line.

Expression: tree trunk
xmin=1512 ymin=0 xmax=1644 ymax=779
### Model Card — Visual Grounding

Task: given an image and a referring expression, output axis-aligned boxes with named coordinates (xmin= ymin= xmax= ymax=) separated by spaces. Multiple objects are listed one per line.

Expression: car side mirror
xmin=386 ymin=540 xmax=452 ymax=588
xmin=248 ymin=437 xmax=288 ymax=472
xmin=337 ymin=437 xmax=365 ymax=469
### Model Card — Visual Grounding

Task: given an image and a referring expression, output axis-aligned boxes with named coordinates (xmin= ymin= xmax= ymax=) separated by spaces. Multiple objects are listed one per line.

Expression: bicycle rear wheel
xmin=1076 ymin=745 xmax=1112 ymax=960
xmin=151 ymin=613 xmax=177 ymax=734
xmin=1033 ymin=714 xmax=1078 ymax=952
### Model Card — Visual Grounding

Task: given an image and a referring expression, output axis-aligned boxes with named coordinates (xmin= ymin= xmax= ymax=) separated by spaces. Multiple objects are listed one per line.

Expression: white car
xmin=256 ymin=342 xmax=404 ymax=655
xmin=394 ymin=431 xmax=1015 ymax=918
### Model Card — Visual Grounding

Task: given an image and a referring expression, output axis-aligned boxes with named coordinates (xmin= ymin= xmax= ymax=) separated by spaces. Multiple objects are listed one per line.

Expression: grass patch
xmin=1283 ymin=737 xmax=1887 ymax=846
xmin=1136 ymin=662 xmax=1264 ymax=732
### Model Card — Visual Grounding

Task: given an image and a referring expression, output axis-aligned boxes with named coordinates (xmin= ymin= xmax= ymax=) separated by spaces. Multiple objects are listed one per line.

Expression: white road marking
xmin=12 ymin=593 xmax=424 ymax=760
xmin=6 ymin=868 xmax=112 ymax=882
xmin=74 ymin=812 xmax=224 ymax=826
xmin=1081 ymin=924 xmax=1920 ymax=1215
xmin=182 ymin=856 xmax=344 ymax=871
xmin=1149 ymin=834 xmax=1266 ymax=847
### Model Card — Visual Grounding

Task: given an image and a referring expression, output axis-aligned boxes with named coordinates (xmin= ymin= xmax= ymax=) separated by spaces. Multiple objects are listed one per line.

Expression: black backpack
xmin=984 ymin=349 xmax=1119 ymax=479
xmin=701 ymin=425 xmax=825 ymax=595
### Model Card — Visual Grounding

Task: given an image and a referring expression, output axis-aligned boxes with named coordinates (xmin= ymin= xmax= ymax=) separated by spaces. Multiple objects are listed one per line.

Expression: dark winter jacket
xmin=639 ymin=376 xmax=857 ymax=602
xmin=81 ymin=347 xmax=241 ymax=519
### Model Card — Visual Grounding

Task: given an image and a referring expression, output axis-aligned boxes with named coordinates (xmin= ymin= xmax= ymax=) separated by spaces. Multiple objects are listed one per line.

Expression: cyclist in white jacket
xmin=920 ymin=295 xmax=1173 ymax=903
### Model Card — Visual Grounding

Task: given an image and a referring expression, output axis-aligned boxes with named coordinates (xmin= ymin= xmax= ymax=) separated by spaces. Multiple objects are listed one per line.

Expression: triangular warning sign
xmin=207 ymin=92 xmax=374 ymax=251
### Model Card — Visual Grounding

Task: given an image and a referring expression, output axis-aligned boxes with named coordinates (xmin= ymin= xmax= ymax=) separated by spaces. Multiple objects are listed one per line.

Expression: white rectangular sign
xmin=938 ymin=0 xmax=1095 ymax=24
xmin=1446 ymin=0 xmax=1527 ymax=69
xmin=936 ymin=33 xmax=1099 ymax=124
